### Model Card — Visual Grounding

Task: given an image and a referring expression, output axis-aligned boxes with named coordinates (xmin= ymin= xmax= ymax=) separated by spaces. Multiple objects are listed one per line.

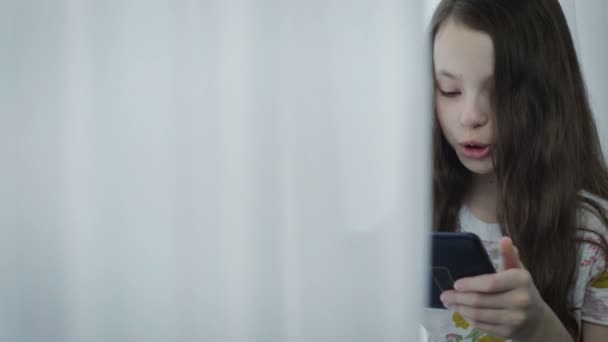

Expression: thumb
xmin=500 ymin=237 xmax=523 ymax=270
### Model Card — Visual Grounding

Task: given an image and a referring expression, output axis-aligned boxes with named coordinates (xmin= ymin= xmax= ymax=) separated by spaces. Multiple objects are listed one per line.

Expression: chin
xmin=459 ymin=159 xmax=494 ymax=175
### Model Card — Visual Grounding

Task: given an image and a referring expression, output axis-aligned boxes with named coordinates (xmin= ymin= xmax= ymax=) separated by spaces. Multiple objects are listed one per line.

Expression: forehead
xmin=433 ymin=19 xmax=494 ymax=81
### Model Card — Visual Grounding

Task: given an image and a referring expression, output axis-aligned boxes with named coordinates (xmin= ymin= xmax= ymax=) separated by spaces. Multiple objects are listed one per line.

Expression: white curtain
xmin=2 ymin=1 xmax=430 ymax=341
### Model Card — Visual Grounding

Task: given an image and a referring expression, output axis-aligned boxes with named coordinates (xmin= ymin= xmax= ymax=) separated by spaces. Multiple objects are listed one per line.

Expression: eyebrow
xmin=436 ymin=70 xmax=495 ymax=85
xmin=436 ymin=70 xmax=462 ymax=80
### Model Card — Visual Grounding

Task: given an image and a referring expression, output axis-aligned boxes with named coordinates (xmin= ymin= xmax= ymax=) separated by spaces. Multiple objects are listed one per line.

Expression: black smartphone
xmin=428 ymin=232 xmax=496 ymax=309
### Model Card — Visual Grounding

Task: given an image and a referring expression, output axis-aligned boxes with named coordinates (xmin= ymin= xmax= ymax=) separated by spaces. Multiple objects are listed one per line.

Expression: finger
xmin=512 ymin=245 xmax=526 ymax=269
xmin=441 ymin=290 xmax=511 ymax=309
xmin=454 ymin=269 xmax=528 ymax=292
xmin=500 ymin=237 xmax=522 ymax=270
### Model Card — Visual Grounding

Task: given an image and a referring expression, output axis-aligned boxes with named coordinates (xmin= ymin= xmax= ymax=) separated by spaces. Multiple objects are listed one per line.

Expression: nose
xmin=459 ymin=93 xmax=489 ymax=128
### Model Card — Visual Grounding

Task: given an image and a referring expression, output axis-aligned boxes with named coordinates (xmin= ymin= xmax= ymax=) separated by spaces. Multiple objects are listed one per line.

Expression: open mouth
xmin=460 ymin=143 xmax=491 ymax=159
xmin=465 ymin=143 xmax=486 ymax=150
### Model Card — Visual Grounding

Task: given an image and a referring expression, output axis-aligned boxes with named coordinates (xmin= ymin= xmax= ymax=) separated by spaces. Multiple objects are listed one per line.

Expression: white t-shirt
xmin=421 ymin=202 xmax=608 ymax=342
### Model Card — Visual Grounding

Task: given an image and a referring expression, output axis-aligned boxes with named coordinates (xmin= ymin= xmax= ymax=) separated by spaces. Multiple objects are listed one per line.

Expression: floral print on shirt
xmin=448 ymin=312 xmax=505 ymax=342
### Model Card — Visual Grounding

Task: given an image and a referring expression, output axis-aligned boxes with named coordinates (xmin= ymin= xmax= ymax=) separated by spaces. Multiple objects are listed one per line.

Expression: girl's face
xmin=433 ymin=19 xmax=496 ymax=175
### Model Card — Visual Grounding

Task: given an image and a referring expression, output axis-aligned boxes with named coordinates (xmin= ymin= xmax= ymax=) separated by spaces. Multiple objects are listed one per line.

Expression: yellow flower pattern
xmin=478 ymin=336 xmax=505 ymax=342
xmin=450 ymin=311 xmax=505 ymax=342
xmin=590 ymin=271 xmax=608 ymax=289
xmin=452 ymin=312 xmax=470 ymax=329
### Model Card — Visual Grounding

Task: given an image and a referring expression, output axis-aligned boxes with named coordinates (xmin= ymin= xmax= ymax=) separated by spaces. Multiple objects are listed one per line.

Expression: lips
xmin=459 ymin=141 xmax=491 ymax=160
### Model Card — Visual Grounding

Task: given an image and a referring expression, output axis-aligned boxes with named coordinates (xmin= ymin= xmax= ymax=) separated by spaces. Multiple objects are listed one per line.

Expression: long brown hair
xmin=431 ymin=0 xmax=608 ymax=336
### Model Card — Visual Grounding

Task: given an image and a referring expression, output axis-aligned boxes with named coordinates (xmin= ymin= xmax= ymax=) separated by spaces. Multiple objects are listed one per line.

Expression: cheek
xmin=435 ymin=100 xmax=454 ymax=139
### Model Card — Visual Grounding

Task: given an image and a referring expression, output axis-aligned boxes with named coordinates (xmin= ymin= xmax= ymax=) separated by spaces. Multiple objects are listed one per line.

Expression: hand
xmin=440 ymin=237 xmax=549 ymax=340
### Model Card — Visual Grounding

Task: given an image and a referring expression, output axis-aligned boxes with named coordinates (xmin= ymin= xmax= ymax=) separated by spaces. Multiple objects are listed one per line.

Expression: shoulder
xmin=577 ymin=192 xmax=608 ymax=326
xmin=578 ymin=192 xmax=608 ymax=239
xmin=577 ymin=192 xmax=608 ymax=279
xmin=579 ymin=191 xmax=608 ymax=223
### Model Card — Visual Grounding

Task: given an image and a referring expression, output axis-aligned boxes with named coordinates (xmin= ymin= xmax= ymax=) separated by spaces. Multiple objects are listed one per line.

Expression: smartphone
xmin=428 ymin=232 xmax=496 ymax=309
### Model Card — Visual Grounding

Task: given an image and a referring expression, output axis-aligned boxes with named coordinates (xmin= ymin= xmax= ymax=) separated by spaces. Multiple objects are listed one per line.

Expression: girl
xmin=426 ymin=0 xmax=608 ymax=341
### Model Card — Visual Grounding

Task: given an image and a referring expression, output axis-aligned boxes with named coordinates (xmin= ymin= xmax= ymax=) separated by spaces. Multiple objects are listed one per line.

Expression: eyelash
xmin=439 ymin=89 xmax=461 ymax=98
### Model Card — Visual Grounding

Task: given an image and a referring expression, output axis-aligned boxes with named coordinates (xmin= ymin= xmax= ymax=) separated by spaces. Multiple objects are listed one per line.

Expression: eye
xmin=438 ymin=89 xmax=461 ymax=98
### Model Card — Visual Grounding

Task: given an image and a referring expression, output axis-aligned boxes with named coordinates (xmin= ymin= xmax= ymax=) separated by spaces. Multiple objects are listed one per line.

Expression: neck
xmin=465 ymin=172 xmax=499 ymax=224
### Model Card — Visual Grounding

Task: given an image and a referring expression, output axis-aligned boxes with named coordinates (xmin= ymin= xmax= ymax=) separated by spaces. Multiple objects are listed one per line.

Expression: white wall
xmin=562 ymin=0 xmax=608 ymax=156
